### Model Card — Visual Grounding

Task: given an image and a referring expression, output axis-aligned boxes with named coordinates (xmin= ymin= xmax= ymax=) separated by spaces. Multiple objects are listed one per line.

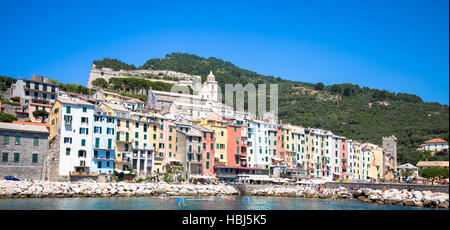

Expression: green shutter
xmin=34 ymin=137 xmax=39 ymax=146
xmin=32 ymin=154 xmax=38 ymax=163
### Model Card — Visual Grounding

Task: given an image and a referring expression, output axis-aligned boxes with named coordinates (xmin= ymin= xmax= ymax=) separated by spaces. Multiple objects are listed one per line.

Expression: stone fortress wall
xmin=86 ymin=64 xmax=202 ymax=90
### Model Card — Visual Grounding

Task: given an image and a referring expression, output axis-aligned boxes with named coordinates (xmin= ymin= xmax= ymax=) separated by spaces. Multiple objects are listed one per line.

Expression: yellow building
xmin=364 ymin=142 xmax=383 ymax=181
xmin=195 ymin=113 xmax=228 ymax=166
xmin=353 ymin=142 xmax=363 ymax=180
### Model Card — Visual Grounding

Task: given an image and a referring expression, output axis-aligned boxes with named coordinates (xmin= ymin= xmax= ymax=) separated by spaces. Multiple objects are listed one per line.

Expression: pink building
xmin=28 ymin=102 xmax=52 ymax=123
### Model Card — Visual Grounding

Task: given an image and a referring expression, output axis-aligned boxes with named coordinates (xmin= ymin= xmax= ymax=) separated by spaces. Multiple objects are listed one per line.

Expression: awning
xmin=166 ymin=159 xmax=182 ymax=164
xmin=271 ymin=156 xmax=283 ymax=161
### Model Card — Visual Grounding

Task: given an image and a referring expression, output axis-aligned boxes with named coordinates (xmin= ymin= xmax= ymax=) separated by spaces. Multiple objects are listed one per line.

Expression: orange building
xmin=226 ymin=120 xmax=248 ymax=168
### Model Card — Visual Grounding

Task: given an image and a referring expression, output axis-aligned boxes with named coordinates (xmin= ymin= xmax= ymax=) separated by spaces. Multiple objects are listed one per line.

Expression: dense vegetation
xmin=47 ymin=79 xmax=93 ymax=95
xmin=0 ymin=113 xmax=17 ymax=122
xmin=0 ymin=75 xmax=16 ymax=92
xmin=419 ymin=167 xmax=449 ymax=179
xmin=93 ymin=52 xmax=448 ymax=166
xmin=94 ymin=58 xmax=136 ymax=71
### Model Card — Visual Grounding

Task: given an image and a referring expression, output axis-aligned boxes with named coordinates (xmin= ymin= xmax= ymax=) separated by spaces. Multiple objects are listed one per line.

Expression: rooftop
xmin=424 ymin=138 xmax=448 ymax=144
xmin=0 ymin=122 xmax=49 ymax=133
xmin=416 ymin=161 xmax=449 ymax=168
xmin=57 ymin=97 xmax=94 ymax=107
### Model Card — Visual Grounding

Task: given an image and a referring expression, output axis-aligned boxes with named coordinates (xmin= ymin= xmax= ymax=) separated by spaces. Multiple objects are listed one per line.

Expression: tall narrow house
xmin=46 ymin=97 xmax=95 ymax=181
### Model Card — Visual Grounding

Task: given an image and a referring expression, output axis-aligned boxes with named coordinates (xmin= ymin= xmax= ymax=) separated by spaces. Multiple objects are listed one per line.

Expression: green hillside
xmin=93 ymin=52 xmax=449 ymax=165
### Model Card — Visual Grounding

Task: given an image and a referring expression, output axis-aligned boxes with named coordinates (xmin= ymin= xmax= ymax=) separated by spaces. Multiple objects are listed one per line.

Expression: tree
xmin=0 ymin=113 xmax=17 ymax=122
xmin=419 ymin=167 xmax=449 ymax=179
xmin=33 ymin=110 xmax=49 ymax=123
xmin=314 ymin=82 xmax=325 ymax=91
xmin=92 ymin=78 xmax=108 ymax=89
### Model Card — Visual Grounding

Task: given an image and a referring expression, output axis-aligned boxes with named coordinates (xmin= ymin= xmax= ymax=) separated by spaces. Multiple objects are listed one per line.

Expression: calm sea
xmin=0 ymin=196 xmax=441 ymax=210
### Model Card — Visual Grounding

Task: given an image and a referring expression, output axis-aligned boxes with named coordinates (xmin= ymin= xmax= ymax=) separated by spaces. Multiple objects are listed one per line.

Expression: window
xmin=80 ymin=128 xmax=88 ymax=134
xmin=207 ymin=152 xmax=210 ymax=159
xmin=153 ymin=134 xmax=156 ymax=139
xmin=66 ymin=106 xmax=71 ymax=114
xmin=82 ymin=139 xmax=86 ymax=147
xmin=95 ymin=138 xmax=99 ymax=148
xmin=32 ymin=154 xmax=38 ymax=163
xmin=135 ymin=122 xmax=139 ymax=128
xmin=116 ymin=132 xmax=120 ymax=141
xmin=15 ymin=136 xmax=21 ymax=145
xmin=2 ymin=152 xmax=8 ymax=162
xmin=4 ymin=135 xmax=10 ymax=145
xmin=14 ymin=153 xmax=20 ymax=162
xmin=117 ymin=119 xmax=121 ymax=126
xmin=66 ymin=148 xmax=71 ymax=155
xmin=108 ymin=139 xmax=112 ymax=149
xmin=135 ymin=132 xmax=139 ymax=138
xmin=83 ymin=107 xmax=87 ymax=112
xmin=64 ymin=137 xmax=72 ymax=144
xmin=206 ymin=161 xmax=210 ymax=169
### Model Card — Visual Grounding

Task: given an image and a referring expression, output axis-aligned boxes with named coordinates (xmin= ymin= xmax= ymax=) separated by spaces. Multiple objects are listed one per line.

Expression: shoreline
xmin=0 ymin=180 xmax=448 ymax=209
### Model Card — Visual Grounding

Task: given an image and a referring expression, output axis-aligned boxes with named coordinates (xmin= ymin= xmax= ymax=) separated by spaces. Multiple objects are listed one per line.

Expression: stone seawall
xmin=0 ymin=181 xmax=239 ymax=199
xmin=232 ymin=184 xmax=449 ymax=208
xmin=323 ymin=182 xmax=449 ymax=193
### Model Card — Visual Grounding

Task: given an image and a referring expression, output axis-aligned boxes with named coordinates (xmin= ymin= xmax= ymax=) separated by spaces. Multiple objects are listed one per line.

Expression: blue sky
xmin=0 ymin=0 xmax=448 ymax=104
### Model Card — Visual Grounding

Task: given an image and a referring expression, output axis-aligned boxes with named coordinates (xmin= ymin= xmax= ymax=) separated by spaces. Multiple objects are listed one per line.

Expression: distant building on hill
xmin=417 ymin=138 xmax=448 ymax=155
xmin=10 ymin=74 xmax=59 ymax=106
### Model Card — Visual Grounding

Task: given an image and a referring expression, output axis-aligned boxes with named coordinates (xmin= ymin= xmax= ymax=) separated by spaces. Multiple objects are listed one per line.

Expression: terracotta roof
xmin=13 ymin=121 xmax=50 ymax=128
xmin=424 ymin=138 xmax=448 ymax=144
xmin=29 ymin=102 xmax=53 ymax=107
xmin=0 ymin=122 xmax=49 ymax=133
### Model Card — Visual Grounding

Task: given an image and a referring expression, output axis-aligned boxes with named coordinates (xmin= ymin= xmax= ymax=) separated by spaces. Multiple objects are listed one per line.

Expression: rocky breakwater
xmin=250 ymin=186 xmax=449 ymax=209
xmin=351 ymin=188 xmax=449 ymax=209
xmin=0 ymin=180 xmax=239 ymax=199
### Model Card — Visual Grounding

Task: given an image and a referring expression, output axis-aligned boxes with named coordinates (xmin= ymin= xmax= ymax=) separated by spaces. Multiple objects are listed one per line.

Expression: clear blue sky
xmin=0 ymin=0 xmax=448 ymax=104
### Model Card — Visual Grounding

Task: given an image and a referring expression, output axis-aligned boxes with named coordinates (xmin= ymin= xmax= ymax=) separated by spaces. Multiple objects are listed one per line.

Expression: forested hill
xmin=92 ymin=53 xmax=449 ymax=165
